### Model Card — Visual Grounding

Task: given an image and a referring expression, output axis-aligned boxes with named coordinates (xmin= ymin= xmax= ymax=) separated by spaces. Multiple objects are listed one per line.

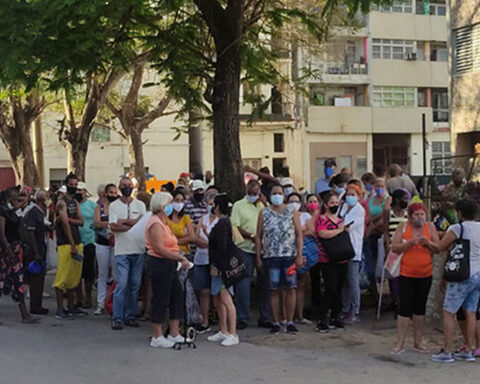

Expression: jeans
xmin=234 ymin=250 xmax=271 ymax=322
xmin=95 ymin=243 xmax=115 ymax=307
xmin=342 ymin=260 xmax=360 ymax=315
xmin=113 ymin=254 xmax=145 ymax=321
xmin=319 ymin=263 xmax=348 ymax=321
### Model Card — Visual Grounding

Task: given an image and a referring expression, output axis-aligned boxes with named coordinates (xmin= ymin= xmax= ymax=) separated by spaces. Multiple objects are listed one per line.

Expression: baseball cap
xmin=77 ymin=182 xmax=88 ymax=190
xmin=191 ymin=180 xmax=206 ymax=192
xmin=58 ymin=186 xmax=67 ymax=194
xmin=280 ymin=177 xmax=294 ymax=187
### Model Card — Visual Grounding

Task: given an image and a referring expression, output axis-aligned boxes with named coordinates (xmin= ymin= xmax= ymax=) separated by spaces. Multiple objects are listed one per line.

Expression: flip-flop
xmin=474 ymin=348 xmax=480 ymax=357
xmin=413 ymin=345 xmax=429 ymax=353
xmin=390 ymin=348 xmax=405 ymax=355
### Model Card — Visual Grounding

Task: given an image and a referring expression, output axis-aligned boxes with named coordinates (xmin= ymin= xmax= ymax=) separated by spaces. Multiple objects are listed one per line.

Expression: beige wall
xmin=449 ymin=0 xmax=480 ymax=29
xmin=370 ymin=12 xmax=447 ymax=41
xmin=372 ymin=107 xmax=433 ymax=133
xmin=371 ymin=60 xmax=448 ymax=87
xmin=308 ymin=106 xmax=372 ymax=133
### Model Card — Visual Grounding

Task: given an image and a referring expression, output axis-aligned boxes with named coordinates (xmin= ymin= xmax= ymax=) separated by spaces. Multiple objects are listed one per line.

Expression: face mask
xmin=164 ymin=204 xmax=173 ymax=216
xmin=107 ymin=195 xmax=118 ymax=203
xmin=74 ymin=193 xmax=83 ymax=203
xmin=284 ymin=187 xmax=293 ymax=197
xmin=67 ymin=186 xmax=78 ymax=196
xmin=289 ymin=202 xmax=301 ymax=211
xmin=172 ymin=202 xmax=184 ymax=212
xmin=325 ymin=167 xmax=334 ymax=178
xmin=375 ymin=187 xmax=385 ymax=197
xmin=306 ymin=202 xmax=319 ymax=212
xmin=246 ymin=195 xmax=259 ymax=204
xmin=365 ymin=183 xmax=372 ymax=192
xmin=6 ymin=202 xmax=13 ymax=210
xmin=120 ymin=187 xmax=133 ymax=197
xmin=209 ymin=206 xmax=215 ymax=215
xmin=271 ymin=194 xmax=284 ymax=206
xmin=412 ymin=218 xmax=425 ymax=228
xmin=346 ymin=196 xmax=358 ymax=207
xmin=399 ymin=200 xmax=408 ymax=209
xmin=335 ymin=187 xmax=345 ymax=196
xmin=329 ymin=205 xmax=339 ymax=214
xmin=194 ymin=192 xmax=204 ymax=202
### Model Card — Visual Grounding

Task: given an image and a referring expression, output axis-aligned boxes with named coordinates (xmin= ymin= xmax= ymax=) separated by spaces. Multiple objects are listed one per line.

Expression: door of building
xmin=373 ymin=134 xmax=410 ymax=174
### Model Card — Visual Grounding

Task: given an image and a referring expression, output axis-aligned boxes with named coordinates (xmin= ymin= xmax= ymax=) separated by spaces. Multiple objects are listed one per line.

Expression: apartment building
xmin=448 ymin=0 xmax=480 ymax=157
xmin=303 ymin=0 xmax=450 ymax=188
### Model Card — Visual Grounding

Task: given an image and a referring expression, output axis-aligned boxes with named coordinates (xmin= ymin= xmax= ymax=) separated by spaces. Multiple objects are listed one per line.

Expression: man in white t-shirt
xmin=432 ymin=198 xmax=480 ymax=363
xmin=109 ymin=177 xmax=146 ymax=330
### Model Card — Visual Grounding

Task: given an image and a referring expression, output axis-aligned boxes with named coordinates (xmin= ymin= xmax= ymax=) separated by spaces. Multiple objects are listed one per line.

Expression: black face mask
xmin=399 ymin=200 xmax=408 ymax=209
xmin=120 ymin=187 xmax=133 ymax=198
xmin=107 ymin=195 xmax=118 ymax=203
xmin=329 ymin=205 xmax=339 ymax=214
xmin=74 ymin=193 xmax=83 ymax=203
xmin=194 ymin=193 xmax=204 ymax=202
xmin=67 ymin=186 xmax=78 ymax=196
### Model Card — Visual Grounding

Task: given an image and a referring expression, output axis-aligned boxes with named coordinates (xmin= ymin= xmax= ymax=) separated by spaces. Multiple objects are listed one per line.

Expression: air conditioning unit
xmin=405 ymin=52 xmax=417 ymax=61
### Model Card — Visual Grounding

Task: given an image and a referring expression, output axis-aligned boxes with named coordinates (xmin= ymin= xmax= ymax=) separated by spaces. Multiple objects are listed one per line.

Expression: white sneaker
xmin=207 ymin=331 xmax=228 ymax=342
xmin=167 ymin=334 xmax=185 ymax=344
xmin=93 ymin=307 xmax=104 ymax=316
xmin=221 ymin=334 xmax=239 ymax=347
xmin=150 ymin=336 xmax=175 ymax=349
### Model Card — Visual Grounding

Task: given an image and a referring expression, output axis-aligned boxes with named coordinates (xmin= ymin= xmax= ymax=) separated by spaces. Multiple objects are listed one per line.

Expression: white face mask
xmin=172 ymin=202 xmax=184 ymax=212
xmin=289 ymin=202 xmax=301 ymax=211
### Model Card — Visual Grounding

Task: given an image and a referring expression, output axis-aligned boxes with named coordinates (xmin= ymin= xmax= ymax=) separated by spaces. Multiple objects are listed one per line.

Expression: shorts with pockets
xmin=53 ymin=244 xmax=84 ymax=290
xmin=444 ymin=271 xmax=480 ymax=314
xmin=264 ymin=257 xmax=297 ymax=291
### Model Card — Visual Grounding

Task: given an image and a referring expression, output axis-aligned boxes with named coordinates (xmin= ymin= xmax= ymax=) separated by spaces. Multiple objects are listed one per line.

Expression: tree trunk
xmin=127 ymin=128 xmax=146 ymax=191
xmin=32 ymin=116 xmax=45 ymax=188
xmin=188 ymin=109 xmax=203 ymax=176
xmin=212 ymin=43 xmax=245 ymax=201
xmin=66 ymin=135 xmax=89 ymax=181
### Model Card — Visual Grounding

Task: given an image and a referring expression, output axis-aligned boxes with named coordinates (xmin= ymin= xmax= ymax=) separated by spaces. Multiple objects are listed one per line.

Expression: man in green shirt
xmin=231 ymin=180 xmax=272 ymax=329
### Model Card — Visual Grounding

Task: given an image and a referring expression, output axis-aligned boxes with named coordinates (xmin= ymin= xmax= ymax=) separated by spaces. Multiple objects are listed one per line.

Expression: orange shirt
xmin=400 ymin=223 xmax=432 ymax=278
xmin=145 ymin=215 xmax=179 ymax=258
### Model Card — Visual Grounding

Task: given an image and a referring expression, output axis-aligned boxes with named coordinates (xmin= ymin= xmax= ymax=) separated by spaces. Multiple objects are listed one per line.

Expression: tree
xmin=104 ymin=58 xmax=173 ymax=190
xmin=0 ymin=90 xmax=46 ymax=186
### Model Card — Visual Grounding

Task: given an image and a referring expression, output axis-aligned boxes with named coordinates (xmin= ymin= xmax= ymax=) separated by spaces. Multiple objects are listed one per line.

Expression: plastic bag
xmin=46 ymin=236 xmax=58 ymax=270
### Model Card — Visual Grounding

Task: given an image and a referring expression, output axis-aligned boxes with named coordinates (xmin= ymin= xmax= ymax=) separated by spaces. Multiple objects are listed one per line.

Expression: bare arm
xmin=391 ymin=222 xmax=416 ymax=254
xmin=177 ymin=221 xmax=195 ymax=245
xmin=303 ymin=217 xmax=315 ymax=237
xmin=195 ymin=221 xmax=209 ymax=249
xmin=94 ymin=205 xmax=108 ymax=229
xmin=255 ymin=211 xmax=264 ymax=268
xmin=420 ymin=223 xmax=440 ymax=253
xmin=68 ymin=202 xmax=84 ymax=226
xmin=57 ymin=200 xmax=77 ymax=252
xmin=244 ymin=165 xmax=276 ymax=182
xmin=293 ymin=210 xmax=304 ymax=267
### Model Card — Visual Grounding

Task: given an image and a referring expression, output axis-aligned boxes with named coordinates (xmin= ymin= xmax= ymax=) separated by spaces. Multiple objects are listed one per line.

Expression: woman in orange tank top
xmin=390 ymin=203 xmax=439 ymax=355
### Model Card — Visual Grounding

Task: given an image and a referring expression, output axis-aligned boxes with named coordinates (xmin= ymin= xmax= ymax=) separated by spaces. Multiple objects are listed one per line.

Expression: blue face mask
xmin=325 ymin=167 xmax=334 ymax=178
xmin=375 ymin=187 xmax=385 ymax=197
xmin=209 ymin=205 xmax=215 ymax=215
xmin=346 ymin=195 xmax=358 ymax=207
xmin=284 ymin=187 xmax=293 ymax=197
xmin=271 ymin=194 xmax=284 ymax=206
xmin=335 ymin=187 xmax=345 ymax=196
xmin=246 ymin=195 xmax=259 ymax=204
xmin=365 ymin=183 xmax=372 ymax=192
xmin=164 ymin=204 xmax=173 ymax=216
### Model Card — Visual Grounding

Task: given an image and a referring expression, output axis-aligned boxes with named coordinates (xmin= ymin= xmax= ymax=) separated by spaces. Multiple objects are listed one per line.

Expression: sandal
xmin=22 ymin=316 xmax=41 ymax=324
xmin=474 ymin=348 xmax=480 ymax=357
xmin=390 ymin=347 xmax=405 ymax=355
xmin=413 ymin=345 xmax=429 ymax=353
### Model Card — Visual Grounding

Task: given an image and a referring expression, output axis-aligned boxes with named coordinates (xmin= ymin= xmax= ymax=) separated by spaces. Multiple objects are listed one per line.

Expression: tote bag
xmin=444 ymin=223 xmax=471 ymax=282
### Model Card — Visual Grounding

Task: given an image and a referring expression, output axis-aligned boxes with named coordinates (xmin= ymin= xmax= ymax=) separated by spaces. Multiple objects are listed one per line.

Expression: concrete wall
xmin=307 ymin=106 xmax=372 ymax=133
xmin=449 ymin=0 xmax=480 ymax=29
xmin=372 ymin=107 xmax=433 ymax=133
xmin=371 ymin=60 xmax=448 ymax=87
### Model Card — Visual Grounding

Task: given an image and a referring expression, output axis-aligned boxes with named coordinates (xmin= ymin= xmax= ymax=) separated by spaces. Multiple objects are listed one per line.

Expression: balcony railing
xmin=324 ymin=62 xmax=368 ymax=75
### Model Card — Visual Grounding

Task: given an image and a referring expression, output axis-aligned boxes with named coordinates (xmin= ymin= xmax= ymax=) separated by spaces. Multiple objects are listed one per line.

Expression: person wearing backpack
xmin=431 ymin=198 xmax=480 ymax=363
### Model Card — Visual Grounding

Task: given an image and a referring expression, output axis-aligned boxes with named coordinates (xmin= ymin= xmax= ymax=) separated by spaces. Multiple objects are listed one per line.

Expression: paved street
xmin=1 ymin=274 xmax=479 ymax=384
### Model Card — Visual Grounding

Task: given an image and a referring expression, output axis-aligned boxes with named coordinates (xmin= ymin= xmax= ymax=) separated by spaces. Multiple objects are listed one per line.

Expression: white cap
xmin=58 ymin=186 xmax=67 ymax=194
xmin=280 ymin=177 xmax=294 ymax=187
xmin=77 ymin=182 xmax=88 ymax=190
xmin=191 ymin=179 xmax=206 ymax=192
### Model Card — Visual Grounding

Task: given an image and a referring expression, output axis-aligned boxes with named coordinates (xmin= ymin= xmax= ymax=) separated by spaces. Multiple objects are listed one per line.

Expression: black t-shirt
xmin=56 ymin=195 xmax=81 ymax=246
xmin=208 ymin=217 xmax=236 ymax=269
xmin=0 ymin=206 xmax=21 ymax=242
xmin=26 ymin=205 xmax=47 ymax=260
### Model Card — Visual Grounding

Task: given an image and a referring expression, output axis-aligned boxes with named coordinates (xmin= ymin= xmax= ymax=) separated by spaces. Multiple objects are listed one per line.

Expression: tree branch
xmin=105 ymin=97 xmax=122 ymax=118
xmin=63 ymin=88 xmax=77 ymax=132
xmin=137 ymin=94 xmax=173 ymax=129
xmin=123 ymin=59 xmax=146 ymax=120
xmin=193 ymin=0 xmax=226 ymax=41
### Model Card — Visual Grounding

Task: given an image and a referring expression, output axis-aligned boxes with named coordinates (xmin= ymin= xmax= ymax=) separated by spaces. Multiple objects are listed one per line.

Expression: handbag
xmin=297 ymin=236 xmax=319 ymax=274
xmin=320 ymin=218 xmax=355 ymax=263
xmin=444 ymin=223 xmax=470 ymax=282
xmin=219 ymin=246 xmax=248 ymax=287
xmin=385 ymin=250 xmax=403 ymax=278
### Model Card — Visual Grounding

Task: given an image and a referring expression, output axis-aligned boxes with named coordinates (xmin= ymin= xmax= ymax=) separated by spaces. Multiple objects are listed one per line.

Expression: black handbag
xmin=444 ymin=223 xmax=470 ymax=282
xmin=219 ymin=246 xmax=249 ymax=287
xmin=320 ymin=218 xmax=355 ymax=263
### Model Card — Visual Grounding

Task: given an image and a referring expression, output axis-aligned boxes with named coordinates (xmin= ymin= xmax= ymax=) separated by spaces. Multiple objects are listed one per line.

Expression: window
xmin=416 ymin=1 xmax=446 ymax=15
xmin=274 ymin=133 xmax=285 ymax=153
xmin=431 ymin=141 xmax=451 ymax=175
xmin=91 ymin=125 xmax=111 ymax=142
xmin=432 ymin=88 xmax=449 ymax=122
xmin=271 ymin=87 xmax=283 ymax=115
xmin=455 ymin=23 xmax=480 ymax=75
xmin=372 ymin=0 xmax=412 ymax=13
xmin=50 ymin=168 xmax=67 ymax=187
xmin=417 ymin=88 xmax=428 ymax=107
xmin=372 ymin=39 xmax=415 ymax=60
xmin=339 ymin=156 xmax=352 ymax=173
xmin=243 ymin=158 xmax=262 ymax=171
xmin=373 ymin=87 xmax=416 ymax=107
xmin=431 ymin=42 xmax=448 ymax=62
xmin=273 ymin=158 xmax=287 ymax=178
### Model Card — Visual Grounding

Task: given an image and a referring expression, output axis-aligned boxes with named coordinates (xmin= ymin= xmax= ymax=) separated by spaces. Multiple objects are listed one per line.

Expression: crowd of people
xmin=1 ymin=161 xmax=480 ymax=363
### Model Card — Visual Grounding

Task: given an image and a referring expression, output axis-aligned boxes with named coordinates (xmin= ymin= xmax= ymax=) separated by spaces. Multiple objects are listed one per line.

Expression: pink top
xmin=145 ymin=215 xmax=179 ymax=258
xmin=315 ymin=215 xmax=343 ymax=264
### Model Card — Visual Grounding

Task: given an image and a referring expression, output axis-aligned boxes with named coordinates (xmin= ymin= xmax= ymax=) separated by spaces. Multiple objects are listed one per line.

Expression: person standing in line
xmin=184 ymin=180 xmax=208 ymax=227
xmin=193 ymin=192 xmax=218 ymax=333
xmin=386 ymin=164 xmax=418 ymax=197
xmin=109 ymin=177 xmax=146 ymax=330
xmin=207 ymin=194 xmax=240 ymax=347
xmin=0 ymin=187 xmax=39 ymax=323
xmin=76 ymin=182 xmax=96 ymax=309
xmin=339 ymin=184 xmax=365 ymax=325
xmin=390 ymin=203 xmax=439 ymax=355
xmin=145 ymin=192 xmax=190 ymax=349
xmin=231 ymin=179 xmax=272 ymax=329
xmin=53 ymin=173 xmax=86 ymax=319
xmin=315 ymin=158 xmax=336 ymax=196
xmin=256 ymin=185 xmax=304 ymax=335
xmin=167 ymin=190 xmax=195 ymax=258
xmin=93 ymin=183 xmax=117 ymax=315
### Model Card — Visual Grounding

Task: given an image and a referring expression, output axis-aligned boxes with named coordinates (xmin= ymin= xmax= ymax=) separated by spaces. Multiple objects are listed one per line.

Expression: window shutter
xmin=455 ymin=26 xmax=472 ymax=74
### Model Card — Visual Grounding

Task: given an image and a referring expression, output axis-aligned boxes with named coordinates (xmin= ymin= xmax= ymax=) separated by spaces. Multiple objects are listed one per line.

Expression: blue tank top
xmin=369 ymin=195 xmax=386 ymax=217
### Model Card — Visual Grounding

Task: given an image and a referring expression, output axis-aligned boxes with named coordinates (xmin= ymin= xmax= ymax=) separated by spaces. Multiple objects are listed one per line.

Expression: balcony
xmin=371 ymin=60 xmax=447 ymax=87
xmin=307 ymin=61 xmax=369 ymax=85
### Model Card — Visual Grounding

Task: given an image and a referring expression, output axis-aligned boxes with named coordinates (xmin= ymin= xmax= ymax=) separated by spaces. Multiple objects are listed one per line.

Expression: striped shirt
xmin=388 ymin=210 xmax=408 ymax=240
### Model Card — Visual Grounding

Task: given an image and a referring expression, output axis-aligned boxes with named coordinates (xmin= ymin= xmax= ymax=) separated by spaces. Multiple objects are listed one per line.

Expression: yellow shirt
xmin=230 ymin=197 xmax=264 ymax=253
xmin=167 ymin=214 xmax=192 ymax=255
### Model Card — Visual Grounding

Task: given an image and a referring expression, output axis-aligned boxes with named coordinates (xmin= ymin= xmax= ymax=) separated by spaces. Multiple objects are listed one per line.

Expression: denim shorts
xmin=264 ymin=257 xmax=297 ymax=291
xmin=444 ymin=271 xmax=480 ymax=314
xmin=193 ymin=264 xmax=211 ymax=291
xmin=211 ymin=276 xmax=233 ymax=296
